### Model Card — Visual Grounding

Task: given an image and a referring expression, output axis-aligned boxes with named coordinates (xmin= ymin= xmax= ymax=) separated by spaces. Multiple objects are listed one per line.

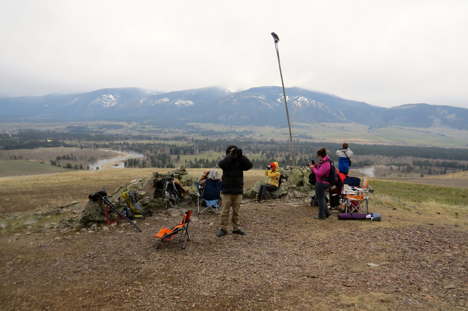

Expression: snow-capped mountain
xmin=1 ymin=86 xmax=468 ymax=130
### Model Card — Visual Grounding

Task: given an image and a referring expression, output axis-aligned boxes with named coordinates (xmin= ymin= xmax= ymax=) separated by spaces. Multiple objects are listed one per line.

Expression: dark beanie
xmin=226 ymin=145 xmax=238 ymax=155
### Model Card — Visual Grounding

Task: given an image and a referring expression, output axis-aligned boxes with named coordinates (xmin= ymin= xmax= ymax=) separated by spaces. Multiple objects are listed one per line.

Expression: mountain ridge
xmin=1 ymin=86 xmax=467 ymax=130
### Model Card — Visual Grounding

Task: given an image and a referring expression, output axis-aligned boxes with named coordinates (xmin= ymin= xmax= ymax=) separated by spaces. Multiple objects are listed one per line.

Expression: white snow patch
xmin=91 ymin=94 xmax=120 ymax=108
xmin=174 ymin=100 xmax=194 ymax=107
xmin=246 ymin=95 xmax=266 ymax=100
xmin=152 ymin=97 xmax=170 ymax=104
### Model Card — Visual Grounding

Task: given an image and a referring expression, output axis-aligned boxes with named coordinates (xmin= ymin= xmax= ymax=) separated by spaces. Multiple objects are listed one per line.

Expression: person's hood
xmin=226 ymin=145 xmax=237 ymax=155
xmin=321 ymin=155 xmax=330 ymax=163
xmin=207 ymin=169 xmax=220 ymax=180
xmin=270 ymin=162 xmax=279 ymax=172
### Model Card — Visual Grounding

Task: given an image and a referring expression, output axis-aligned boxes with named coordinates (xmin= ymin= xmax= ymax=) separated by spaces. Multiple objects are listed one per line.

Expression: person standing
xmin=309 ymin=147 xmax=332 ymax=220
xmin=336 ymin=142 xmax=353 ymax=175
xmin=256 ymin=161 xmax=280 ymax=203
xmin=217 ymin=145 xmax=253 ymax=237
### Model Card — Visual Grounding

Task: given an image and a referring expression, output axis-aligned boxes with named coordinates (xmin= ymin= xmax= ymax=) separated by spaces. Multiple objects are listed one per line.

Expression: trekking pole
xmin=102 ymin=196 xmax=142 ymax=232
xmin=271 ymin=32 xmax=295 ymax=167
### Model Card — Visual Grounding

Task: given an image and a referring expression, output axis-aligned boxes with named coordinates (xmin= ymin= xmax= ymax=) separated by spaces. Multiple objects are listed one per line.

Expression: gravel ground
xmin=1 ymin=198 xmax=467 ymax=311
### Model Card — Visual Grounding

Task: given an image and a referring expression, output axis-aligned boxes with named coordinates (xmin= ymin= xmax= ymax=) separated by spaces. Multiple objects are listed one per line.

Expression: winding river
xmin=356 ymin=166 xmax=375 ymax=177
xmin=87 ymin=150 xmax=144 ymax=170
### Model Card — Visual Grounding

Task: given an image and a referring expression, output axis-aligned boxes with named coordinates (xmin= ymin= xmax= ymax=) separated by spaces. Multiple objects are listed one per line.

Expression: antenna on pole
xmin=271 ymin=32 xmax=295 ymax=167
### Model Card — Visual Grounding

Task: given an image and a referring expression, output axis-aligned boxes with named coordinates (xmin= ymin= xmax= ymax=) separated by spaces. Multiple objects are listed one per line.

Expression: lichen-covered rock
xmin=79 ymin=200 xmax=119 ymax=224
xmin=58 ymin=217 xmax=78 ymax=233
xmin=287 ymin=167 xmax=309 ymax=188
xmin=127 ymin=179 xmax=145 ymax=190
xmin=243 ymin=178 xmax=268 ymax=199
xmin=270 ymin=185 xmax=289 ymax=198
xmin=180 ymin=174 xmax=197 ymax=187
xmin=244 ymin=167 xmax=313 ymax=199
xmin=141 ymin=196 xmax=151 ymax=205
xmin=141 ymin=179 xmax=155 ymax=198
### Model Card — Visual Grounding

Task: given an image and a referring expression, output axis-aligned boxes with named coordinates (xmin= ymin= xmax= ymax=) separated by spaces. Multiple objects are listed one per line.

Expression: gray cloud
xmin=0 ymin=0 xmax=467 ymax=108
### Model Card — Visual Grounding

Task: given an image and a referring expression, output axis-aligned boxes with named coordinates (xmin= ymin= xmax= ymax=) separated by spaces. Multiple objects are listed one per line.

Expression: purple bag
xmin=338 ymin=213 xmax=381 ymax=221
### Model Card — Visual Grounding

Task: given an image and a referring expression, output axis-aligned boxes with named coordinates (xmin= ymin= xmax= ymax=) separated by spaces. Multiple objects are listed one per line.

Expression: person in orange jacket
xmin=256 ymin=161 xmax=280 ymax=203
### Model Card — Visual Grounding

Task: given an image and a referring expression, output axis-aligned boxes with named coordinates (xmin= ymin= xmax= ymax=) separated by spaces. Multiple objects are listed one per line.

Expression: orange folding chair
xmin=154 ymin=210 xmax=192 ymax=250
xmin=341 ymin=179 xmax=369 ymax=214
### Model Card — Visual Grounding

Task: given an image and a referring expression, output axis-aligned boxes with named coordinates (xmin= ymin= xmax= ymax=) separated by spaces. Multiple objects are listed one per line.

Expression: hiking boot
xmin=325 ymin=210 xmax=332 ymax=218
xmin=313 ymin=215 xmax=326 ymax=220
xmin=232 ymin=229 xmax=246 ymax=235
xmin=217 ymin=229 xmax=227 ymax=237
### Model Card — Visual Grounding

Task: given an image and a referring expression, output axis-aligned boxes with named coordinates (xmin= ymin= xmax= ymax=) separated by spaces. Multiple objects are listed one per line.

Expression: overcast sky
xmin=0 ymin=0 xmax=467 ymax=108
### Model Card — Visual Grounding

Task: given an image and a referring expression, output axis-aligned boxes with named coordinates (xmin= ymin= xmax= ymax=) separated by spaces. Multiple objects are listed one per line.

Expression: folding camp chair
xmin=341 ymin=179 xmax=369 ymax=214
xmin=194 ymin=180 xmax=222 ymax=214
xmin=154 ymin=210 xmax=192 ymax=250
xmin=328 ymin=175 xmax=360 ymax=210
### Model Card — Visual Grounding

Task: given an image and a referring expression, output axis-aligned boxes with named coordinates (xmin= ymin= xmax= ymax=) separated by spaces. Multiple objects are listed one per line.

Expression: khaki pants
xmin=220 ymin=193 xmax=243 ymax=231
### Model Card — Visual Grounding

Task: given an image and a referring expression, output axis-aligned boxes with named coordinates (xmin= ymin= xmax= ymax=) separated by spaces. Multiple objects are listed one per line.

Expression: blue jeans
xmin=315 ymin=182 xmax=330 ymax=218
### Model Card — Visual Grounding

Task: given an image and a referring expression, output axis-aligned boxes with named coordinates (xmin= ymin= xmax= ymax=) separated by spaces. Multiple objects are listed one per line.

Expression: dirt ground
xmin=1 ymin=169 xmax=468 ymax=310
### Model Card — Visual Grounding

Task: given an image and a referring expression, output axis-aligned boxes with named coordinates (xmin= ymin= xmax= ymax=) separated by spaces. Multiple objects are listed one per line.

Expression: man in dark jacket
xmin=217 ymin=145 xmax=253 ymax=237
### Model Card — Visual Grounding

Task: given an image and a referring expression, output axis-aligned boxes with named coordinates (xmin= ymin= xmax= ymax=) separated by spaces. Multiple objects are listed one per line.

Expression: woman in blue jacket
xmin=336 ymin=142 xmax=353 ymax=175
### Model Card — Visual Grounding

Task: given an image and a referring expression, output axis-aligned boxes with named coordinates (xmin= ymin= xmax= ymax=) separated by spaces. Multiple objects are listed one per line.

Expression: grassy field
xmin=0 ymin=167 xmax=259 ymax=215
xmin=3 ymin=121 xmax=468 ymax=147
xmin=188 ymin=122 xmax=468 ymax=147
xmin=0 ymin=160 xmax=67 ymax=177
xmin=0 ymin=148 xmax=126 ymax=175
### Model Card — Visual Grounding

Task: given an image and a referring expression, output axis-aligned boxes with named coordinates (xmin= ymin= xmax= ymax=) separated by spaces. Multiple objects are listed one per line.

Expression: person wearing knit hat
xmin=217 ymin=144 xmax=253 ymax=237
xmin=256 ymin=161 xmax=280 ymax=203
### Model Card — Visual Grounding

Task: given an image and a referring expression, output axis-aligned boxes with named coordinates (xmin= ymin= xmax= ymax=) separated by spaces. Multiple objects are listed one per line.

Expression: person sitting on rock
xmin=256 ymin=162 xmax=280 ymax=203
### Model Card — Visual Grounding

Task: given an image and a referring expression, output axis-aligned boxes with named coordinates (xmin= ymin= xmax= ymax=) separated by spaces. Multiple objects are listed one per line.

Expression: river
xmin=87 ymin=150 xmax=144 ymax=170
xmin=356 ymin=166 xmax=374 ymax=177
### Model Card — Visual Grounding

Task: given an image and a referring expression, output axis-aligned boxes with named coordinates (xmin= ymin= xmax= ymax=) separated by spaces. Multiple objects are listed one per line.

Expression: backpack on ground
xmin=161 ymin=176 xmax=181 ymax=206
xmin=121 ymin=190 xmax=145 ymax=219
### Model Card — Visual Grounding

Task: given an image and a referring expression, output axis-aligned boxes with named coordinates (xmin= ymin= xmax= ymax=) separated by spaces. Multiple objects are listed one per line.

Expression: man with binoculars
xmin=217 ymin=145 xmax=253 ymax=237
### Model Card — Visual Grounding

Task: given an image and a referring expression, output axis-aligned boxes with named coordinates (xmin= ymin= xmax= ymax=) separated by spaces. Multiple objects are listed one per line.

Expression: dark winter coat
xmin=218 ymin=154 xmax=253 ymax=195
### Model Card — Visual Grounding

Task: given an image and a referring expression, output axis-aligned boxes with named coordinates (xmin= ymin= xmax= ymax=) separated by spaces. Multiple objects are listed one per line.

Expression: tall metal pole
xmin=271 ymin=32 xmax=295 ymax=167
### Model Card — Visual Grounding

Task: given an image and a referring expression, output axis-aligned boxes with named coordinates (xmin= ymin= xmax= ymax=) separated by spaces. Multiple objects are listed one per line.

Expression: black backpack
xmin=322 ymin=160 xmax=340 ymax=186
xmin=162 ymin=176 xmax=180 ymax=204
xmin=308 ymin=172 xmax=316 ymax=185
xmin=153 ymin=176 xmax=181 ymax=206
xmin=278 ymin=175 xmax=286 ymax=187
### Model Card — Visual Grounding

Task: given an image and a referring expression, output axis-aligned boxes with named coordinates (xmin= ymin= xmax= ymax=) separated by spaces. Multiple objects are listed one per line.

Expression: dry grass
xmin=431 ymin=170 xmax=468 ymax=179
xmin=0 ymin=168 xmax=263 ymax=215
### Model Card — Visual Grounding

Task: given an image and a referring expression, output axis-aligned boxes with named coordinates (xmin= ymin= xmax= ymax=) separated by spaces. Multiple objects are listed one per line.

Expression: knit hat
xmin=226 ymin=145 xmax=238 ymax=155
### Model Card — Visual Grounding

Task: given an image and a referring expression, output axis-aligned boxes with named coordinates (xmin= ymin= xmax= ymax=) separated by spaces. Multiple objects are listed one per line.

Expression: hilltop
xmin=0 ymin=168 xmax=467 ymax=310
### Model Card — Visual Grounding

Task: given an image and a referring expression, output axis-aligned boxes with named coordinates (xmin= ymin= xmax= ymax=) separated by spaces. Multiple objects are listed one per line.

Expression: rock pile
xmin=59 ymin=167 xmax=315 ymax=233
